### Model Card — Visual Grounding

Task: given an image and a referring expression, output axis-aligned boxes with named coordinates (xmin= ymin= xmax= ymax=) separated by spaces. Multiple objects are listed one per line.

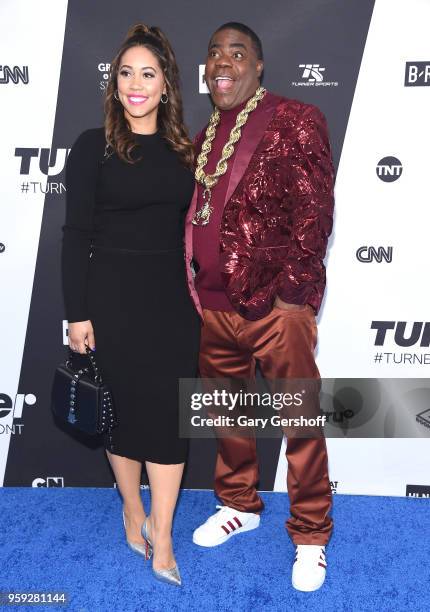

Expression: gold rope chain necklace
xmin=192 ymin=86 xmax=267 ymax=226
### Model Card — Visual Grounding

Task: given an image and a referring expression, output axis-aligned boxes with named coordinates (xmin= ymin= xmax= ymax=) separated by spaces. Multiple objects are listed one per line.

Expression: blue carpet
xmin=0 ymin=488 xmax=429 ymax=612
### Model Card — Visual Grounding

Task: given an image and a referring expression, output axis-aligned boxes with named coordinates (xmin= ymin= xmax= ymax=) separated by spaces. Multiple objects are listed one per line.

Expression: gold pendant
xmin=192 ymin=187 xmax=213 ymax=226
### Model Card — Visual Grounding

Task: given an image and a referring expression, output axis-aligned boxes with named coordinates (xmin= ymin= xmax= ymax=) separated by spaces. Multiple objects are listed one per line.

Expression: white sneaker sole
xmin=291 ymin=572 xmax=326 ymax=592
xmin=193 ymin=516 xmax=260 ymax=547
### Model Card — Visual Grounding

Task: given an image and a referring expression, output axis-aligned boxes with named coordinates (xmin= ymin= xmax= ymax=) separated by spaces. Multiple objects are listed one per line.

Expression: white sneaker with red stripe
xmin=192 ymin=505 xmax=260 ymax=547
xmin=291 ymin=545 xmax=327 ymax=592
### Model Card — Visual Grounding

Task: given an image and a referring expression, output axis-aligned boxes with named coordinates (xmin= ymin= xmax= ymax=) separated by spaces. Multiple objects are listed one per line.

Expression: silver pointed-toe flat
xmin=122 ymin=511 xmax=153 ymax=560
xmin=142 ymin=517 xmax=182 ymax=586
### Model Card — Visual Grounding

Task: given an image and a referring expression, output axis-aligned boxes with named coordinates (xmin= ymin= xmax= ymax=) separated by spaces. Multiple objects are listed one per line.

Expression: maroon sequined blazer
xmin=184 ymin=91 xmax=335 ymax=321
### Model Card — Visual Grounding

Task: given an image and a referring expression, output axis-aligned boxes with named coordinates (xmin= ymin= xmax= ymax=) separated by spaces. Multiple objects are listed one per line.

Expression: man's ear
xmin=256 ymin=61 xmax=264 ymax=78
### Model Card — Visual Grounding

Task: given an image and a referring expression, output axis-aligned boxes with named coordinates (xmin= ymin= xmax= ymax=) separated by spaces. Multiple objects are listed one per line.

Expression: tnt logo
xmin=0 ymin=393 xmax=36 ymax=419
xmin=98 ymin=62 xmax=111 ymax=91
xmin=15 ymin=148 xmax=69 ymax=177
xmin=356 ymin=246 xmax=393 ymax=263
xmin=371 ymin=322 xmax=430 ymax=347
xmin=199 ymin=65 xmax=209 ymax=94
xmin=376 ymin=156 xmax=402 ymax=182
xmin=404 ymin=62 xmax=430 ymax=87
xmin=32 ymin=477 xmax=64 ymax=488
xmin=299 ymin=64 xmax=325 ymax=82
xmin=0 ymin=65 xmax=29 ymax=84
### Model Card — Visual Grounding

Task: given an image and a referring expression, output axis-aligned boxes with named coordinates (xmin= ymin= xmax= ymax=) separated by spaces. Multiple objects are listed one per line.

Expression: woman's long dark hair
xmin=104 ymin=23 xmax=193 ymax=168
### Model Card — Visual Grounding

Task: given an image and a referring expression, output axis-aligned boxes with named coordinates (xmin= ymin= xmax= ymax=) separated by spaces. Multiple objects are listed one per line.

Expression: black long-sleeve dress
xmin=62 ymin=128 xmax=200 ymax=463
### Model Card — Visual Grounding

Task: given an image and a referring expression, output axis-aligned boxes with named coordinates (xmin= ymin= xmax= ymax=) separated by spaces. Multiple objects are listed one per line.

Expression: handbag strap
xmin=67 ymin=367 xmax=88 ymax=425
xmin=67 ymin=346 xmax=102 ymax=383
xmin=85 ymin=346 xmax=102 ymax=383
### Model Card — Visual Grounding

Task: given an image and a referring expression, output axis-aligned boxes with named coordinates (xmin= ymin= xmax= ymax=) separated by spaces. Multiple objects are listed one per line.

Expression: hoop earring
xmin=114 ymin=90 xmax=119 ymax=101
xmin=160 ymin=93 xmax=168 ymax=104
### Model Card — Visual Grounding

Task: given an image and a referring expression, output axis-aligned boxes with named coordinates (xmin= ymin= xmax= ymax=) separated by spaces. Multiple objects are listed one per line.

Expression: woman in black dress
xmin=62 ymin=24 xmax=200 ymax=586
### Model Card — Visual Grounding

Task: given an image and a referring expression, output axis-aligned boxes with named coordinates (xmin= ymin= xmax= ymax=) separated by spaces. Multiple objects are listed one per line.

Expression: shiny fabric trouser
xmin=199 ymin=306 xmax=333 ymax=545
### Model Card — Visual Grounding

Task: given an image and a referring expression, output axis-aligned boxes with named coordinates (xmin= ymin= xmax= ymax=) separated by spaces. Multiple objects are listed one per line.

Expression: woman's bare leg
xmin=145 ymin=462 xmax=184 ymax=570
xmin=106 ymin=450 xmax=147 ymax=544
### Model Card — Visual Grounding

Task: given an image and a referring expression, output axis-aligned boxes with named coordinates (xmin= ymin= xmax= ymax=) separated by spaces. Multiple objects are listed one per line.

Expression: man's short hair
xmin=212 ymin=22 xmax=263 ymax=61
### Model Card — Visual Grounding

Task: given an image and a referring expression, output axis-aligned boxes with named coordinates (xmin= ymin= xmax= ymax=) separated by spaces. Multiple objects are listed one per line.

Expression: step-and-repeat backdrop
xmin=1 ymin=0 xmax=429 ymax=497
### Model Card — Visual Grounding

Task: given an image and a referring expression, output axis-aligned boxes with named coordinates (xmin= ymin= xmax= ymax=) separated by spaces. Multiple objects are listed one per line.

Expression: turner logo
xmin=356 ymin=246 xmax=393 ymax=263
xmin=198 ymin=65 xmax=209 ymax=94
xmin=376 ymin=157 xmax=402 ymax=182
xmin=15 ymin=148 xmax=69 ymax=177
xmin=371 ymin=322 xmax=430 ymax=347
xmin=32 ymin=477 xmax=64 ymax=488
xmin=98 ymin=62 xmax=111 ymax=91
xmin=404 ymin=62 xmax=430 ymax=87
xmin=15 ymin=148 xmax=68 ymax=196
xmin=0 ymin=392 xmax=36 ymax=435
xmin=0 ymin=393 xmax=36 ymax=419
xmin=0 ymin=65 xmax=29 ymax=84
xmin=292 ymin=64 xmax=338 ymax=87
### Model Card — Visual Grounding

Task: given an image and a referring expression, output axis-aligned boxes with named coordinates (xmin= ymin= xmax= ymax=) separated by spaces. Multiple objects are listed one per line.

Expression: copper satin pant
xmin=199 ymin=306 xmax=333 ymax=545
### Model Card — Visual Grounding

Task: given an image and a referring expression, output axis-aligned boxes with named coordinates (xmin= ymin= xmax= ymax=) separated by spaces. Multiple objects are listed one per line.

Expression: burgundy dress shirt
xmin=193 ymin=99 xmax=248 ymax=311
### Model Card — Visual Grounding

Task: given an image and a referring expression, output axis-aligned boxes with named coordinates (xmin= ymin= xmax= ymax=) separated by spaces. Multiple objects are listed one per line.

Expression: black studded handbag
xmin=51 ymin=346 xmax=117 ymax=435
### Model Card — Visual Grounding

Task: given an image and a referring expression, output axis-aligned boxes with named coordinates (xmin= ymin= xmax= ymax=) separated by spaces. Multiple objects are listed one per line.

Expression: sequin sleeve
xmin=276 ymin=104 xmax=335 ymax=313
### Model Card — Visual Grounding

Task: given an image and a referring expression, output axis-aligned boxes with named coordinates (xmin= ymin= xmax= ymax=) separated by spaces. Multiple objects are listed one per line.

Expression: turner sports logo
xmin=376 ymin=157 xmax=402 ymax=182
xmin=405 ymin=485 xmax=430 ymax=498
xmin=0 ymin=65 xmax=29 ymax=84
xmin=292 ymin=64 xmax=338 ymax=87
xmin=0 ymin=393 xmax=36 ymax=435
xmin=404 ymin=62 xmax=430 ymax=87
xmin=32 ymin=477 xmax=64 ymax=488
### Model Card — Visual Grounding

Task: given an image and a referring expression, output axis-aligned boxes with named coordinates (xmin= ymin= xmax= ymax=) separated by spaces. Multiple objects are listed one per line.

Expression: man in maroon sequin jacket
xmin=185 ymin=22 xmax=335 ymax=592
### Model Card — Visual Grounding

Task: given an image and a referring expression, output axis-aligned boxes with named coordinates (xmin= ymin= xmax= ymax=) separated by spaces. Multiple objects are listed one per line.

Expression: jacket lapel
xmin=224 ymin=92 xmax=281 ymax=206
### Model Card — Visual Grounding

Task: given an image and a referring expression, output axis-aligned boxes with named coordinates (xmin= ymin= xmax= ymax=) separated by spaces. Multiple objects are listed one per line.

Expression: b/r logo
xmin=404 ymin=62 xmax=430 ymax=87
